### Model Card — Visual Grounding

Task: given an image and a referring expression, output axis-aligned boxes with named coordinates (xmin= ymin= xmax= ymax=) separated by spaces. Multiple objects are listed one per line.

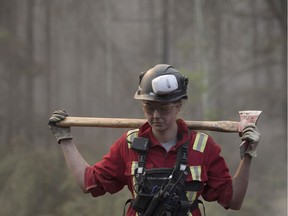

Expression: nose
xmin=153 ymin=109 xmax=161 ymax=118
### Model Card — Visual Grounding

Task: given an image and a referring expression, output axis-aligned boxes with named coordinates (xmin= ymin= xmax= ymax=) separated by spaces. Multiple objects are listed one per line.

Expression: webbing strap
xmin=122 ymin=199 xmax=133 ymax=216
xmin=174 ymin=140 xmax=188 ymax=171
xmin=198 ymin=200 xmax=206 ymax=216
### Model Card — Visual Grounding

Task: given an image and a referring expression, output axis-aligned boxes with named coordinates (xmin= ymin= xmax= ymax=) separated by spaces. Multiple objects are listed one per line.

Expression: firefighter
xmin=48 ymin=64 xmax=261 ymax=216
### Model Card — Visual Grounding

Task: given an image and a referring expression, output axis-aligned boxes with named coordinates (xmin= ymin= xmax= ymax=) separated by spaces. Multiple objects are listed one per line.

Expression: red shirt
xmin=85 ymin=119 xmax=233 ymax=216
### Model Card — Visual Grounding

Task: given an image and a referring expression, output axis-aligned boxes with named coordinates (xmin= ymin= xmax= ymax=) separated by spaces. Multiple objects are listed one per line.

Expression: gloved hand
xmin=239 ymin=123 xmax=261 ymax=158
xmin=48 ymin=109 xmax=73 ymax=144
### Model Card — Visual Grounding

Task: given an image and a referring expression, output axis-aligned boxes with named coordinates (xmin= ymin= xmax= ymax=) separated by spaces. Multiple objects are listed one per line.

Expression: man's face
xmin=142 ymin=101 xmax=182 ymax=132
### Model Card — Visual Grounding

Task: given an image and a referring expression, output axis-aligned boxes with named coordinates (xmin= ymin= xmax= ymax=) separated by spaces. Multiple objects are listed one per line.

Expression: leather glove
xmin=48 ymin=109 xmax=73 ymax=144
xmin=239 ymin=123 xmax=261 ymax=158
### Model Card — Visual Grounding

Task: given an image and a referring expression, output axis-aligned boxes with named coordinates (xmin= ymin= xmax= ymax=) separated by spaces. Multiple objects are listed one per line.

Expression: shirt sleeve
xmin=202 ymin=137 xmax=233 ymax=209
xmin=84 ymin=134 xmax=128 ymax=197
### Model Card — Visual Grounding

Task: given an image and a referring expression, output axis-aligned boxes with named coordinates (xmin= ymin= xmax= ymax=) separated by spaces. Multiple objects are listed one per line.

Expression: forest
xmin=0 ymin=0 xmax=286 ymax=215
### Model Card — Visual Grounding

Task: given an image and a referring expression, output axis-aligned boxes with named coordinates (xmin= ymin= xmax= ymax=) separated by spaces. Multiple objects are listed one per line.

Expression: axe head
xmin=238 ymin=110 xmax=262 ymax=133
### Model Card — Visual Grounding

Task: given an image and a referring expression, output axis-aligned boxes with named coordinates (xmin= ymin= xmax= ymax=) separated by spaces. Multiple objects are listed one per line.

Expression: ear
xmin=175 ymin=101 xmax=182 ymax=112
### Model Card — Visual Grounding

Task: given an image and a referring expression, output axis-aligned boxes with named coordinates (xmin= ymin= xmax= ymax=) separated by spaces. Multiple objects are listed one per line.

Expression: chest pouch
xmin=130 ymin=137 xmax=201 ymax=216
xmin=132 ymin=167 xmax=174 ymax=214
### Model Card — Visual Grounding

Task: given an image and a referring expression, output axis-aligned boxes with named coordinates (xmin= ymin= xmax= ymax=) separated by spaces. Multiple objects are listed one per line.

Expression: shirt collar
xmin=138 ymin=119 xmax=189 ymax=147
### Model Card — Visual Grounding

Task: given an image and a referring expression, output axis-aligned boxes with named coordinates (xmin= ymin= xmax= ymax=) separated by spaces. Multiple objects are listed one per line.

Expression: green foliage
xmin=176 ymin=40 xmax=194 ymax=60
xmin=180 ymin=68 xmax=208 ymax=100
xmin=182 ymin=69 xmax=208 ymax=90
xmin=0 ymin=27 xmax=10 ymax=41
xmin=0 ymin=140 xmax=132 ymax=216
xmin=0 ymin=143 xmax=67 ymax=216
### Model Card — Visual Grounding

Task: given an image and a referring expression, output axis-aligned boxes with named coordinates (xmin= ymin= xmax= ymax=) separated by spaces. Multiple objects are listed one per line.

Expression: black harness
xmin=123 ymin=137 xmax=203 ymax=216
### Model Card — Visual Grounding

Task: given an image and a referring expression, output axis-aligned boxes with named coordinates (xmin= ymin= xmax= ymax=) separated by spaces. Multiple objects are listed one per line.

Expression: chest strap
xmin=130 ymin=137 xmax=150 ymax=183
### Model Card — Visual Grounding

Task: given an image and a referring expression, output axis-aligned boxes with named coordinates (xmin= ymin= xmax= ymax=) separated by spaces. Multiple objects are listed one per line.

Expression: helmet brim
xmin=134 ymin=92 xmax=187 ymax=103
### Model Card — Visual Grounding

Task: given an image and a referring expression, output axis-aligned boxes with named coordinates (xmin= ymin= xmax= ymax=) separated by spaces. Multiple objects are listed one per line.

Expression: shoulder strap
xmin=127 ymin=129 xmax=149 ymax=181
xmin=131 ymin=137 xmax=149 ymax=177
xmin=175 ymin=140 xmax=188 ymax=171
xmin=170 ymin=140 xmax=190 ymax=186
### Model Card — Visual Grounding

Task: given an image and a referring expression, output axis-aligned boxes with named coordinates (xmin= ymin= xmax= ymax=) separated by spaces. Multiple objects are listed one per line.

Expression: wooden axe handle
xmin=57 ymin=117 xmax=240 ymax=133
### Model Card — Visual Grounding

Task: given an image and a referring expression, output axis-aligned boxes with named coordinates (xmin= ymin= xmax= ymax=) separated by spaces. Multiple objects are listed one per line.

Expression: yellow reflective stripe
xmin=193 ymin=132 xmax=208 ymax=153
xmin=127 ymin=129 xmax=139 ymax=148
xmin=131 ymin=161 xmax=138 ymax=175
xmin=186 ymin=191 xmax=197 ymax=215
xmin=186 ymin=191 xmax=197 ymax=202
xmin=132 ymin=176 xmax=136 ymax=198
xmin=190 ymin=166 xmax=202 ymax=181
xmin=186 ymin=191 xmax=197 ymax=216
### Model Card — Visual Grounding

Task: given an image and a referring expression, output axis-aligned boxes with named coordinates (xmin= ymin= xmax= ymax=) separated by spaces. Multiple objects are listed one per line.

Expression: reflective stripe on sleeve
xmin=192 ymin=132 xmax=208 ymax=153
xmin=127 ymin=129 xmax=139 ymax=148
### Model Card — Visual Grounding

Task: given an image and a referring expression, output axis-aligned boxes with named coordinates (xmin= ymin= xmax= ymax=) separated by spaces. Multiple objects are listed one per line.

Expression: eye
xmin=159 ymin=104 xmax=174 ymax=113
xmin=146 ymin=106 xmax=154 ymax=112
xmin=143 ymin=104 xmax=154 ymax=114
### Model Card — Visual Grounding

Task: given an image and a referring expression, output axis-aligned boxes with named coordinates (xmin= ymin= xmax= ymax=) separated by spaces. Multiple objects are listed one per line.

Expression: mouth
xmin=151 ymin=121 xmax=164 ymax=126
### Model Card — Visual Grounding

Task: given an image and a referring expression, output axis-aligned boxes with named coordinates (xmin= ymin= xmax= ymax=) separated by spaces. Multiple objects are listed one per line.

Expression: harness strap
xmin=175 ymin=139 xmax=188 ymax=170
xmin=179 ymin=200 xmax=191 ymax=213
xmin=125 ymin=130 xmax=207 ymax=216
xmin=197 ymin=200 xmax=206 ymax=216
xmin=123 ymin=199 xmax=133 ymax=216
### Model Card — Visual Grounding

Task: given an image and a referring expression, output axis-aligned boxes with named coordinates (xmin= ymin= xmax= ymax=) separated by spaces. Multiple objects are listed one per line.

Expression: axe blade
xmin=238 ymin=110 xmax=262 ymax=132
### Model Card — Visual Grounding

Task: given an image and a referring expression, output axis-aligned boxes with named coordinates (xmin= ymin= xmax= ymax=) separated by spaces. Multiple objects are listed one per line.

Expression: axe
xmin=57 ymin=110 xmax=262 ymax=133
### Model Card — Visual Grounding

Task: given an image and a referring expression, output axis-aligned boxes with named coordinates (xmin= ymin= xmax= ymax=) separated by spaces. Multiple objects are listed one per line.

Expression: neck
xmin=153 ymin=122 xmax=178 ymax=143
